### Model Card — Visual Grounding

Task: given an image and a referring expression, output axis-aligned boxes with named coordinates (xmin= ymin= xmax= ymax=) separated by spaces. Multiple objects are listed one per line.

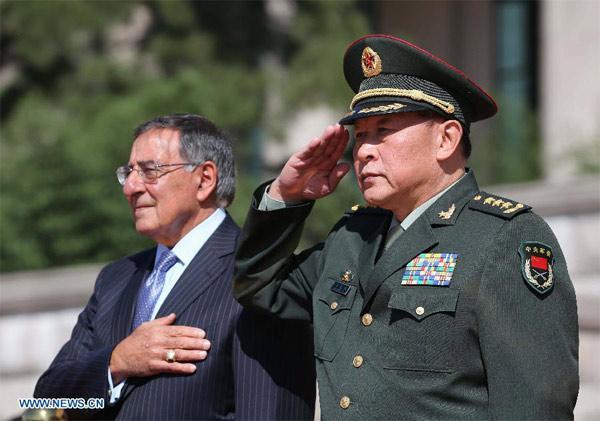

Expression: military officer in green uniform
xmin=234 ymin=35 xmax=578 ymax=419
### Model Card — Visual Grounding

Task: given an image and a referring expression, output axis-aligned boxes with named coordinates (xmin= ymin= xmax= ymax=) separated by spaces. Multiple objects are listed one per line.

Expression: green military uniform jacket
xmin=234 ymin=171 xmax=579 ymax=420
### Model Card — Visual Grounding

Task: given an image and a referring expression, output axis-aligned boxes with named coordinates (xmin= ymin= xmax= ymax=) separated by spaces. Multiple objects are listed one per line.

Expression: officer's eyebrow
xmin=377 ymin=116 xmax=394 ymax=124
xmin=355 ymin=116 xmax=390 ymax=130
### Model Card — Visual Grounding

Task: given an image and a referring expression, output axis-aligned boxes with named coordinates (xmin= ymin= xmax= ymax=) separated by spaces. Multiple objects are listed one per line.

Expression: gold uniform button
xmin=353 ymin=355 xmax=363 ymax=368
xmin=340 ymin=395 xmax=351 ymax=409
xmin=361 ymin=313 xmax=373 ymax=326
xmin=330 ymin=301 xmax=338 ymax=310
xmin=415 ymin=306 xmax=425 ymax=316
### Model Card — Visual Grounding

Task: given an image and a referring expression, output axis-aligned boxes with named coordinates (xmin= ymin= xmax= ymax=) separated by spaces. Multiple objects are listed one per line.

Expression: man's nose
xmin=122 ymin=170 xmax=146 ymax=197
xmin=354 ymin=140 xmax=377 ymax=162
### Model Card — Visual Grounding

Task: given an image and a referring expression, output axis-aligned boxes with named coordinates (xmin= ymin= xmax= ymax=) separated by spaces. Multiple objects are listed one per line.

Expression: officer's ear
xmin=194 ymin=161 xmax=218 ymax=203
xmin=436 ymin=119 xmax=463 ymax=162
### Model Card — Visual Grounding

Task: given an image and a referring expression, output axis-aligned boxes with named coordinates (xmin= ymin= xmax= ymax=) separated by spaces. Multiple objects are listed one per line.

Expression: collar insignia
xmin=519 ymin=241 xmax=555 ymax=295
xmin=438 ymin=203 xmax=456 ymax=220
xmin=361 ymin=47 xmax=382 ymax=78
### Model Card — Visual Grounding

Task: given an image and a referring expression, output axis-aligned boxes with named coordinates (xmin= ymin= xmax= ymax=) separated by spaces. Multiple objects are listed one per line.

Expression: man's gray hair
xmin=133 ymin=114 xmax=235 ymax=207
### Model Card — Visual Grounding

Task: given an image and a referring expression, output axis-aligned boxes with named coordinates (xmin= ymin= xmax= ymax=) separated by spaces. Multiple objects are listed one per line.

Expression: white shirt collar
xmin=155 ymin=208 xmax=227 ymax=267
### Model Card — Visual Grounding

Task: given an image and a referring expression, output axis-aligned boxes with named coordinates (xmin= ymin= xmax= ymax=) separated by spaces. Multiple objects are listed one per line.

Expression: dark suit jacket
xmin=35 ymin=214 xmax=315 ymax=420
xmin=235 ymin=172 xmax=578 ymax=420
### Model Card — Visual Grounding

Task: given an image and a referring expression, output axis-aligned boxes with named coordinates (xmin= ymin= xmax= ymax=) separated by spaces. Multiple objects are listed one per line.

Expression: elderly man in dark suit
xmin=234 ymin=35 xmax=578 ymax=419
xmin=34 ymin=114 xmax=315 ymax=420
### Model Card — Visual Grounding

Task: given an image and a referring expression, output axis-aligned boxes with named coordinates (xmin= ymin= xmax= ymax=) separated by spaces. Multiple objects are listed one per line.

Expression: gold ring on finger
xmin=165 ymin=349 xmax=176 ymax=363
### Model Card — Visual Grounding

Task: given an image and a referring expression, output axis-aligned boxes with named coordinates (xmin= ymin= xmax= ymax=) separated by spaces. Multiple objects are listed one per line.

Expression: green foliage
xmin=470 ymin=96 xmax=541 ymax=185
xmin=1 ymin=0 xmax=131 ymax=71
xmin=0 ymin=0 xmax=371 ymax=272
xmin=285 ymin=0 xmax=370 ymax=109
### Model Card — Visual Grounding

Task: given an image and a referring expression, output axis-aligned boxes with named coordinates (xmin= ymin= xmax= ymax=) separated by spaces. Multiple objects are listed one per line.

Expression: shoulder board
xmin=468 ymin=192 xmax=531 ymax=219
xmin=344 ymin=204 xmax=388 ymax=216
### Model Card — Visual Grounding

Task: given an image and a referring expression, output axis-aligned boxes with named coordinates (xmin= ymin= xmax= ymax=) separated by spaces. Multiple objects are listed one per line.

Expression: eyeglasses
xmin=116 ymin=161 xmax=202 ymax=185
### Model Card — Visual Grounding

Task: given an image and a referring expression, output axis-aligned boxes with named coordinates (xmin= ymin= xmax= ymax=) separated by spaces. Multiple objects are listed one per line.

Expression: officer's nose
xmin=354 ymin=139 xmax=377 ymax=162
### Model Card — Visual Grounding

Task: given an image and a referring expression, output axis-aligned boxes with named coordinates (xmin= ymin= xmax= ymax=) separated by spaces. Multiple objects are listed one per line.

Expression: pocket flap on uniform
xmin=317 ymin=279 xmax=357 ymax=314
xmin=388 ymin=288 xmax=459 ymax=320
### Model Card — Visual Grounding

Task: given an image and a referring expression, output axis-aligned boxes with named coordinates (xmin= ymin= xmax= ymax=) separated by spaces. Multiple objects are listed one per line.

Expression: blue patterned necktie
xmin=132 ymin=250 xmax=178 ymax=330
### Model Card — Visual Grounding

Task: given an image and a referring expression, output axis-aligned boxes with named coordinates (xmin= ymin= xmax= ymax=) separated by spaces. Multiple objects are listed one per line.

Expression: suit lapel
xmin=155 ymin=215 xmax=239 ymax=319
xmin=111 ymin=250 xmax=155 ymax=343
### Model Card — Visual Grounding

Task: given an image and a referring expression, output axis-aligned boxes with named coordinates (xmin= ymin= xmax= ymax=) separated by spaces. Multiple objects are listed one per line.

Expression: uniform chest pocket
xmin=388 ymin=288 xmax=459 ymax=321
xmin=313 ymin=279 xmax=357 ymax=362
xmin=384 ymin=288 xmax=460 ymax=372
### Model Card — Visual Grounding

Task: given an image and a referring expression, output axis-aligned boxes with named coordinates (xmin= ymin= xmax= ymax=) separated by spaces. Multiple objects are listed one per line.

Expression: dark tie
xmin=132 ymin=250 xmax=178 ymax=330
xmin=375 ymin=222 xmax=405 ymax=263
xmin=384 ymin=222 xmax=405 ymax=252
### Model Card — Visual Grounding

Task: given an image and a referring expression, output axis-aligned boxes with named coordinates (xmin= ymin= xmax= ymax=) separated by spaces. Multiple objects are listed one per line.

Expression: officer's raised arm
xmin=233 ymin=124 xmax=352 ymax=320
xmin=268 ymin=124 xmax=350 ymax=203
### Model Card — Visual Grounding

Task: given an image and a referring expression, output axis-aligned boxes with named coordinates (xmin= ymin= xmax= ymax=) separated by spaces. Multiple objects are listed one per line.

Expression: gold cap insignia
xmin=361 ymin=47 xmax=382 ymax=78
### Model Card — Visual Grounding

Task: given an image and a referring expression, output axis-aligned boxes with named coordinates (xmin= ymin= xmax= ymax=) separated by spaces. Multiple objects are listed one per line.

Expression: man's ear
xmin=436 ymin=119 xmax=463 ymax=161
xmin=195 ymin=161 xmax=218 ymax=203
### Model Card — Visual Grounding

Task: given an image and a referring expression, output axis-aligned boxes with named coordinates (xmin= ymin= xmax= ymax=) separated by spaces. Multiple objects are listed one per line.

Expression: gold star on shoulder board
xmin=438 ymin=203 xmax=456 ymax=220
xmin=351 ymin=204 xmax=360 ymax=212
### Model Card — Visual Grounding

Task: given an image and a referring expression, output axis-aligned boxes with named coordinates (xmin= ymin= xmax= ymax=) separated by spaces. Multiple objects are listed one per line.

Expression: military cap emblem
xmin=519 ymin=241 xmax=554 ymax=294
xmin=361 ymin=47 xmax=382 ymax=77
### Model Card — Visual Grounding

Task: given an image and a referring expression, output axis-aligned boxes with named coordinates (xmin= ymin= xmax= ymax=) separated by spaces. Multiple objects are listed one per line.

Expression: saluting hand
xmin=109 ymin=313 xmax=210 ymax=384
xmin=269 ymin=124 xmax=351 ymax=202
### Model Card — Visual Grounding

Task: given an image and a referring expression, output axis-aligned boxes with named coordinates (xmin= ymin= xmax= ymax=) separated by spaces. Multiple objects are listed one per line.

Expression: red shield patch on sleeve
xmin=518 ymin=241 xmax=555 ymax=295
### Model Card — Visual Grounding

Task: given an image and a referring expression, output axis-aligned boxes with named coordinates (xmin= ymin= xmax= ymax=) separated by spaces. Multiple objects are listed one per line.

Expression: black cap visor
xmin=339 ymin=97 xmax=452 ymax=125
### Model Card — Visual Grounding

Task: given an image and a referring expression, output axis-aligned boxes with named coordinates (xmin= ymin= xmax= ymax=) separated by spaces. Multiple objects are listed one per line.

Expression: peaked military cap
xmin=339 ymin=34 xmax=497 ymax=131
